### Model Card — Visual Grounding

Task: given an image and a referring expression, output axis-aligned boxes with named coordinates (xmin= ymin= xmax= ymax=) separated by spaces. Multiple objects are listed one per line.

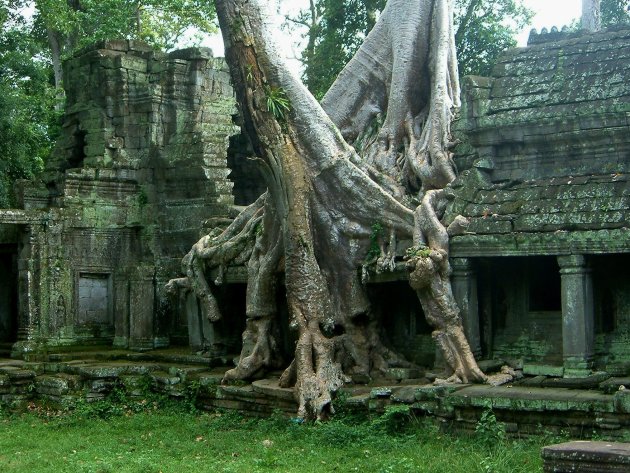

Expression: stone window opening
xmin=77 ymin=273 xmax=113 ymax=326
xmin=0 ymin=245 xmax=18 ymax=345
xmin=68 ymin=128 xmax=87 ymax=169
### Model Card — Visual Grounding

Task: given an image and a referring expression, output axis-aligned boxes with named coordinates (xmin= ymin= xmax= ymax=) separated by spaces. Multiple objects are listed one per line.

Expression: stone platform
xmin=542 ymin=441 xmax=630 ymax=472
xmin=1 ymin=350 xmax=630 ymax=438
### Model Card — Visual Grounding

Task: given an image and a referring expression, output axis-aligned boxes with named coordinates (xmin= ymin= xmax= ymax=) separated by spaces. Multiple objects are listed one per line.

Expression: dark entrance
xmin=0 ymin=244 xmax=18 ymax=344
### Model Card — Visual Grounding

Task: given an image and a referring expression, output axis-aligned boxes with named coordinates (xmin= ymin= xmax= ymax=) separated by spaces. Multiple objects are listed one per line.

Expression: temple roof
xmin=447 ymin=25 xmax=630 ymax=257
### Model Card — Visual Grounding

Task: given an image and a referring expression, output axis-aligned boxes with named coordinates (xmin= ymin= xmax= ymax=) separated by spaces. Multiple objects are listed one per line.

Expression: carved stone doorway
xmin=0 ymin=244 xmax=18 ymax=347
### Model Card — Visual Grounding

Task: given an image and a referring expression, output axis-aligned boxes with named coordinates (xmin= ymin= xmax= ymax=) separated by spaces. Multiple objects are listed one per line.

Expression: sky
xmin=202 ymin=0 xmax=585 ymax=73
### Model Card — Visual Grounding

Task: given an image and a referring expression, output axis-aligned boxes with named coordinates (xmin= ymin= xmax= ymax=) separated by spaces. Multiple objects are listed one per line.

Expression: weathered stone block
xmin=542 ymin=441 xmax=630 ymax=473
xmin=613 ymin=390 xmax=630 ymax=414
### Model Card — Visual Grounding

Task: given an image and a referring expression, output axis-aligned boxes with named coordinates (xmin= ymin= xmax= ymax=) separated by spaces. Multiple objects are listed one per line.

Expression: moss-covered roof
xmin=460 ymin=26 xmax=630 ymax=136
xmin=446 ymin=170 xmax=630 ymax=256
xmin=448 ymin=26 xmax=630 ymax=257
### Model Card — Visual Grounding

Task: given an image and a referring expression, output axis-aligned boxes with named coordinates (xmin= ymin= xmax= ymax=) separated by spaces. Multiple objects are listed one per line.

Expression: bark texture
xmin=169 ymin=0 xmax=486 ymax=420
xmin=582 ymin=0 xmax=602 ymax=31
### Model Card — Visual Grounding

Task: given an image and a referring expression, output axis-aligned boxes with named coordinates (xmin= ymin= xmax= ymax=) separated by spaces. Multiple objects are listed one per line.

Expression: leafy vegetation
xmin=264 ymin=86 xmax=291 ymax=121
xmin=0 ymin=393 xmax=547 ymax=473
xmin=0 ymin=0 xmax=218 ymax=208
xmin=0 ymin=4 xmax=60 ymax=207
xmin=454 ymin=0 xmax=533 ymax=77
xmin=287 ymin=0 xmax=534 ymax=97
xmin=289 ymin=0 xmax=630 ymax=97
xmin=602 ymin=0 xmax=630 ymax=26
xmin=286 ymin=0 xmax=386 ymax=100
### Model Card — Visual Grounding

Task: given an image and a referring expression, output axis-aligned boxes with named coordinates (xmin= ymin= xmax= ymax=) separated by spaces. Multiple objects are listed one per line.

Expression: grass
xmin=0 ymin=398 xmax=547 ymax=473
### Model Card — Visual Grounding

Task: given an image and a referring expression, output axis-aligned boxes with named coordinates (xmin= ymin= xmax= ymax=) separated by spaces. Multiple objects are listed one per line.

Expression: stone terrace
xmin=2 ymin=353 xmax=630 ymax=438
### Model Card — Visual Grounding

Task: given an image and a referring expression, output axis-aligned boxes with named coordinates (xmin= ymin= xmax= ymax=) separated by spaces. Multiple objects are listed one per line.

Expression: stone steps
xmin=1 ymin=356 xmax=630 ymax=436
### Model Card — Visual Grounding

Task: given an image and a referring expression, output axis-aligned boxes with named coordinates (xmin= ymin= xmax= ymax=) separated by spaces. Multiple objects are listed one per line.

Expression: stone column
xmin=12 ymin=225 xmax=44 ymax=359
xmin=113 ymin=276 xmax=129 ymax=348
xmin=128 ymin=265 xmax=156 ymax=351
xmin=451 ymin=257 xmax=482 ymax=358
xmin=558 ymin=255 xmax=594 ymax=377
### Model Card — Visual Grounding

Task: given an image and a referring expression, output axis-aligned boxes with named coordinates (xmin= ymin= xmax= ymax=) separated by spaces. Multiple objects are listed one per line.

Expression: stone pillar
xmin=451 ymin=257 xmax=482 ymax=358
xmin=558 ymin=255 xmax=594 ymax=377
xmin=128 ymin=265 xmax=156 ymax=351
xmin=12 ymin=225 xmax=44 ymax=359
xmin=113 ymin=277 xmax=129 ymax=348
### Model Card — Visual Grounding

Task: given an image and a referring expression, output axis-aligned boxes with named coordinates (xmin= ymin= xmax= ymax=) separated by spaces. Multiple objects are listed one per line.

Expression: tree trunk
xmin=46 ymin=28 xmax=65 ymax=110
xmin=582 ymin=0 xmax=601 ymax=31
xmin=171 ymin=0 xmax=486 ymax=420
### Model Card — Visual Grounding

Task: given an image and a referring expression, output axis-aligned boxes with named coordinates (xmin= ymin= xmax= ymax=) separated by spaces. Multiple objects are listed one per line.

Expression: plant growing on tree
xmin=168 ymin=0 xmax=487 ymax=420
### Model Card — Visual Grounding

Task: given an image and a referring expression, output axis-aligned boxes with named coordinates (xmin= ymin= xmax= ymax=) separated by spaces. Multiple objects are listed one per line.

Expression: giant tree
xmin=169 ymin=0 xmax=486 ymax=420
xmin=288 ymin=0 xmax=532 ymax=98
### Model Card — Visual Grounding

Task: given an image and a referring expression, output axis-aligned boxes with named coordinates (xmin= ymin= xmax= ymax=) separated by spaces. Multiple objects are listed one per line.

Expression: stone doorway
xmin=477 ymin=256 xmax=563 ymax=364
xmin=0 ymin=244 xmax=18 ymax=345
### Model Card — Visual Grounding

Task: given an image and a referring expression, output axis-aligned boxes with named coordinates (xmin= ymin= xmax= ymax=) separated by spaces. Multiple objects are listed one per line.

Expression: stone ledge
xmin=542 ymin=441 xmax=630 ymax=472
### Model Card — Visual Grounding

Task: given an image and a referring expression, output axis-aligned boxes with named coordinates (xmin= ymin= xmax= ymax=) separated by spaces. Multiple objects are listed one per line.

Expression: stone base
xmin=523 ymin=364 xmax=564 ymax=377
xmin=112 ymin=336 xmax=129 ymax=349
xmin=542 ymin=441 xmax=630 ymax=472
xmin=564 ymin=367 xmax=593 ymax=379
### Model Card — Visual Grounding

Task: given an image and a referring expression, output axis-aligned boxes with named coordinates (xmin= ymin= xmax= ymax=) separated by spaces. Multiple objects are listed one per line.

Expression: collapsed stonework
xmin=0 ymin=40 xmax=239 ymax=356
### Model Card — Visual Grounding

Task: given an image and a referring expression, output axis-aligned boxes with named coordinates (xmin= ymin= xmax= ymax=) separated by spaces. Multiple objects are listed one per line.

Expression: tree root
xmin=223 ymin=316 xmax=283 ymax=382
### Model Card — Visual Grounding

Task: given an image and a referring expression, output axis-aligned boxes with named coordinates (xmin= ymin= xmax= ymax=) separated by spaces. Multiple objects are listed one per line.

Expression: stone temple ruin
xmin=0 ymin=41 xmax=240 ymax=355
xmin=0 ymin=25 xmax=629 ymax=432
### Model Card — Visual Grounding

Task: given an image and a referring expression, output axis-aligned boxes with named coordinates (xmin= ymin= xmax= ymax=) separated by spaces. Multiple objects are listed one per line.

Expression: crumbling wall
xmin=9 ymin=41 xmax=239 ymax=354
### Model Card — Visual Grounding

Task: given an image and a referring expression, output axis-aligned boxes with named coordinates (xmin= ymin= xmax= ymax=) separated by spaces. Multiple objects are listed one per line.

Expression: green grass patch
xmin=0 ymin=399 xmax=546 ymax=472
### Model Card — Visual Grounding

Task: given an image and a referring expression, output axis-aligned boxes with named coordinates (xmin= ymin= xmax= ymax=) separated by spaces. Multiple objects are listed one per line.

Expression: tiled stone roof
xmin=447 ymin=25 xmax=630 ymax=257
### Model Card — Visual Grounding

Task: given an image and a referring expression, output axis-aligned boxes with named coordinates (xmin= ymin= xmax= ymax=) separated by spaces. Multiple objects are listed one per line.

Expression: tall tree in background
xmin=287 ymin=0 xmax=386 ymax=99
xmin=290 ymin=0 xmax=533 ymax=97
xmin=454 ymin=0 xmax=532 ymax=77
xmin=35 ymin=0 xmax=217 ymax=89
xmin=601 ymin=0 xmax=630 ymax=26
xmin=0 ymin=2 xmax=58 ymax=207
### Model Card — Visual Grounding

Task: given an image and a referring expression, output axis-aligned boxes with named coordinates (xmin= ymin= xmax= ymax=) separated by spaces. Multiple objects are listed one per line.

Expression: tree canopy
xmin=454 ymin=0 xmax=532 ymax=77
xmin=0 ymin=3 xmax=58 ymax=207
xmin=602 ymin=0 xmax=630 ymax=26
xmin=35 ymin=0 xmax=217 ymax=53
xmin=0 ymin=0 xmax=218 ymax=207
xmin=289 ymin=0 xmax=533 ymax=97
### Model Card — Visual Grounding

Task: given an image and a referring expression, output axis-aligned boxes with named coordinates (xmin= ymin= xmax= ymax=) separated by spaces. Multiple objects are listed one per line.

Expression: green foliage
xmin=288 ymin=0 xmax=386 ymax=99
xmin=264 ymin=86 xmax=291 ymax=120
xmin=405 ymin=245 xmax=432 ymax=259
xmin=35 ymin=0 xmax=217 ymax=52
xmin=454 ymin=0 xmax=533 ymax=77
xmin=370 ymin=404 xmax=413 ymax=434
xmin=366 ymin=222 xmax=383 ymax=261
xmin=184 ymin=380 xmax=203 ymax=413
xmin=475 ymin=405 xmax=506 ymax=448
xmin=291 ymin=0 xmax=534 ymax=98
xmin=0 ymin=5 xmax=60 ymax=207
xmin=602 ymin=0 xmax=630 ymax=26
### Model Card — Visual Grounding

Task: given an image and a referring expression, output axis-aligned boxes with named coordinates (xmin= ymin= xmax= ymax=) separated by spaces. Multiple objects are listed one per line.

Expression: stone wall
xmin=444 ymin=26 xmax=630 ymax=377
xmin=0 ymin=40 xmax=239 ymax=355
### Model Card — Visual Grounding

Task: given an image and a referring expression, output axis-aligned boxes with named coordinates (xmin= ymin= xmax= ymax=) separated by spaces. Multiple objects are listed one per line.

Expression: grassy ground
xmin=0 ymin=395 xmax=547 ymax=473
